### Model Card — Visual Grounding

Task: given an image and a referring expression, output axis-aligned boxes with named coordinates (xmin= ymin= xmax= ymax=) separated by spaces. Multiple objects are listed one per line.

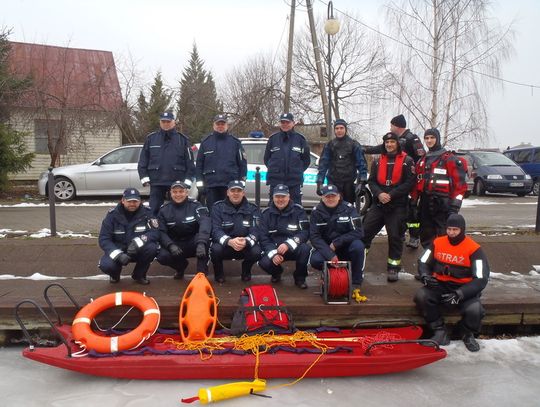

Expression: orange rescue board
xmin=179 ymin=272 xmax=217 ymax=342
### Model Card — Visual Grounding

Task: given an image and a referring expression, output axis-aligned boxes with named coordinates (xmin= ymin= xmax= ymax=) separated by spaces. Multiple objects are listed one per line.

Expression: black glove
xmin=126 ymin=241 xmax=138 ymax=257
xmin=421 ymin=275 xmax=440 ymax=289
xmin=168 ymin=244 xmax=183 ymax=257
xmin=355 ymin=181 xmax=367 ymax=196
xmin=316 ymin=182 xmax=323 ymax=196
xmin=116 ymin=252 xmax=131 ymax=266
xmin=196 ymin=243 xmax=207 ymax=259
xmin=441 ymin=291 xmax=463 ymax=305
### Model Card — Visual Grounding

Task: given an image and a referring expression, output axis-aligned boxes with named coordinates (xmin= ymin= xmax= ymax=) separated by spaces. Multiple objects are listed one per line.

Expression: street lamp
xmin=324 ymin=1 xmax=340 ymax=137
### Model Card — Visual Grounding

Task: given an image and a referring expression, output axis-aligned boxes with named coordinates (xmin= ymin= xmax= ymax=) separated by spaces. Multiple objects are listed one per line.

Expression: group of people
xmin=97 ymin=111 xmax=490 ymax=351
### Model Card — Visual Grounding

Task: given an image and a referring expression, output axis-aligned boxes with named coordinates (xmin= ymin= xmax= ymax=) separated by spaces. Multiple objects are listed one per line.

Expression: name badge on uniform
xmin=135 ymin=226 xmax=146 ymax=232
xmin=292 ymin=146 xmax=302 ymax=153
xmin=185 ymin=216 xmax=195 ymax=221
xmin=242 ymin=220 xmax=251 ymax=227
xmin=271 ymin=147 xmax=280 ymax=152
xmin=337 ymin=216 xmax=350 ymax=223
xmin=203 ymin=150 xmax=214 ymax=155
xmin=287 ymin=224 xmax=298 ymax=230
xmin=434 ymin=168 xmax=447 ymax=175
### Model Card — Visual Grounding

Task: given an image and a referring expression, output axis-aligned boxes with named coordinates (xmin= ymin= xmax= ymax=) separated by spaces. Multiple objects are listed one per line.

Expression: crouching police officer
xmin=210 ymin=180 xmax=262 ymax=283
xmin=98 ymin=188 xmax=159 ymax=285
xmin=156 ymin=180 xmax=211 ymax=279
xmin=414 ymin=214 xmax=490 ymax=352
xmin=309 ymin=185 xmax=365 ymax=286
xmin=258 ymin=184 xmax=311 ymax=289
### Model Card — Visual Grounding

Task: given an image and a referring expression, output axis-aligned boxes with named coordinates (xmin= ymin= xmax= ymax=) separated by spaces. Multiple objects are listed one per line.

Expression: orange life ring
xmin=72 ymin=291 xmax=160 ymax=353
xmin=179 ymin=272 xmax=217 ymax=342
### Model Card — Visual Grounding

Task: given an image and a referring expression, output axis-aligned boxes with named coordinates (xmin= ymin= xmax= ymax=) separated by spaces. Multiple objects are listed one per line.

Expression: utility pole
xmin=284 ymin=0 xmax=295 ymax=113
xmin=306 ymin=0 xmax=330 ymax=136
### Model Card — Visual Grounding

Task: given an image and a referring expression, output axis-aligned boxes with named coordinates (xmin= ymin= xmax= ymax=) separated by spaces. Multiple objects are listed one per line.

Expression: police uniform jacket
xmin=317 ymin=135 xmax=368 ymax=183
xmin=138 ymin=129 xmax=195 ymax=186
xmin=157 ymin=198 xmax=211 ymax=248
xmin=99 ymin=203 xmax=159 ymax=261
xmin=258 ymin=201 xmax=310 ymax=255
xmin=195 ymin=132 xmax=247 ymax=188
xmin=309 ymin=201 xmax=363 ymax=260
xmin=418 ymin=236 xmax=490 ymax=300
xmin=211 ymin=197 xmax=261 ymax=248
xmin=263 ymin=130 xmax=311 ymax=186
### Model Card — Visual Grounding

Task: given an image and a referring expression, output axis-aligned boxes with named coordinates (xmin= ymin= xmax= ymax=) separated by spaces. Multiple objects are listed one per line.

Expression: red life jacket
xmin=432 ymin=236 xmax=480 ymax=284
xmin=377 ymin=152 xmax=407 ymax=186
xmin=230 ymin=285 xmax=293 ymax=335
xmin=416 ymin=152 xmax=468 ymax=197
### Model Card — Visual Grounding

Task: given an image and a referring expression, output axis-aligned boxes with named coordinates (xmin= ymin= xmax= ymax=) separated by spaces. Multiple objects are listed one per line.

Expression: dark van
xmin=503 ymin=145 xmax=540 ymax=196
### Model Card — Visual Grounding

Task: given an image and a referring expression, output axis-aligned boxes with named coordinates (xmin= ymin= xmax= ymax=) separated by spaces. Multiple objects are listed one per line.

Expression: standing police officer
xmin=414 ymin=128 xmax=468 ymax=248
xmin=195 ymin=114 xmax=247 ymax=210
xmin=98 ymin=188 xmax=159 ymax=285
xmin=210 ymin=180 xmax=262 ymax=283
xmin=258 ymin=184 xmax=311 ymax=289
xmin=156 ymin=180 xmax=211 ymax=279
xmin=415 ymin=214 xmax=490 ymax=352
xmin=362 ymin=132 xmax=416 ymax=282
xmin=309 ymin=185 xmax=365 ymax=286
xmin=264 ymin=113 xmax=311 ymax=205
xmin=138 ymin=111 xmax=195 ymax=215
xmin=316 ymin=119 xmax=368 ymax=204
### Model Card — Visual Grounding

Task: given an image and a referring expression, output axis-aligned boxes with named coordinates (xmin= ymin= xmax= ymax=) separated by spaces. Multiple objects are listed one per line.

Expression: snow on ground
xmin=0 ymin=228 xmax=95 ymax=239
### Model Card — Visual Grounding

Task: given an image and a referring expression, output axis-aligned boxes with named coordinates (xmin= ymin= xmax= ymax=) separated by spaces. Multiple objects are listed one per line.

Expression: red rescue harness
xmin=377 ymin=152 xmax=406 ymax=186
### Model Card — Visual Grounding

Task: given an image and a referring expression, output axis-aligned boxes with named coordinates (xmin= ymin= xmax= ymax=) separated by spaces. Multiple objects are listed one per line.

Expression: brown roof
xmin=8 ymin=41 xmax=122 ymax=111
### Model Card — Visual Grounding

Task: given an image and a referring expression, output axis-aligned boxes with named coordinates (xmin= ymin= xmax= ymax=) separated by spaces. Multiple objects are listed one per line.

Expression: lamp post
xmin=324 ymin=1 xmax=340 ymax=137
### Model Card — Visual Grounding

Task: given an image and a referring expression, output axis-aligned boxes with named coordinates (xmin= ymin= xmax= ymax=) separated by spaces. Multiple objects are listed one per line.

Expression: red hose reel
xmin=321 ymin=261 xmax=352 ymax=304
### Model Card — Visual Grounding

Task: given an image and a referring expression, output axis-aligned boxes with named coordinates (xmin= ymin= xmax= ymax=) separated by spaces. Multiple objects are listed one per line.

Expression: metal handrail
xmin=351 ymin=319 xmax=419 ymax=331
xmin=43 ymin=283 xmax=81 ymax=325
xmin=364 ymin=339 xmax=440 ymax=355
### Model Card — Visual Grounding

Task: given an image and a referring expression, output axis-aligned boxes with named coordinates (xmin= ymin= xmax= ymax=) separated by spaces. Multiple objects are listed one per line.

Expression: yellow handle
xmin=198 ymin=379 xmax=267 ymax=404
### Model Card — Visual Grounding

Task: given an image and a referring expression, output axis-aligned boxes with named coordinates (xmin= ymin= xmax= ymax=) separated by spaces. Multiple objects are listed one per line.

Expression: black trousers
xmin=205 ymin=186 xmax=228 ymax=211
xmin=210 ymin=242 xmax=262 ymax=279
xmin=419 ymin=195 xmax=449 ymax=248
xmin=156 ymin=237 xmax=208 ymax=275
xmin=362 ymin=204 xmax=407 ymax=267
xmin=258 ymin=243 xmax=311 ymax=283
xmin=329 ymin=179 xmax=356 ymax=205
xmin=414 ymin=285 xmax=485 ymax=333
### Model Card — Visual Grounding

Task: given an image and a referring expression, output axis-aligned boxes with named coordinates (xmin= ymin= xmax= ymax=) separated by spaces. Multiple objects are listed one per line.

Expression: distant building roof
xmin=8 ymin=41 xmax=122 ymax=111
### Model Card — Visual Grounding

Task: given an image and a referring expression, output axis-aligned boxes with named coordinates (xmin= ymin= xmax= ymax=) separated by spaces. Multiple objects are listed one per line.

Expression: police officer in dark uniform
xmin=362 ymin=132 xmax=416 ymax=282
xmin=258 ymin=184 xmax=311 ymax=289
xmin=98 ymin=188 xmax=159 ymax=285
xmin=195 ymin=114 xmax=247 ymax=210
xmin=264 ymin=113 xmax=311 ymax=205
xmin=138 ymin=111 xmax=195 ymax=215
xmin=156 ymin=180 xmax=211 ymax=279
xmin=364 ymin=114 xmax=426 ymax=248
xmin=415 ymin=214 xmax=490 ymax=352
xmin=316 ymin=119 xmax=368 ymax=204
xmin=210 ymin=180 xmax=262 ymax=283
xmin=309 ymin=185 xmax=365 ymax=286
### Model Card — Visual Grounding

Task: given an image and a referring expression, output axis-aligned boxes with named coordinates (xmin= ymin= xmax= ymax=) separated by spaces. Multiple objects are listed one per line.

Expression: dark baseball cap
xmin=170 ymin=180 xmax=189 ymax=189
xmin=279 ymin=112 xmax=294 ymax=122
xmin=160 ymin=111 xmax=175 ymax=121
xmin=123 ymin=188 xmax=141 ymax=201
xmin=213 ymin=114 xmax=227 ymax=123
xmin=273 ymin=184 xmax=290 ymax=196
xmin=321 ymin=184 xmax=339 ymax=196
xmin=227 ymin=180 xmax=245 ymax=190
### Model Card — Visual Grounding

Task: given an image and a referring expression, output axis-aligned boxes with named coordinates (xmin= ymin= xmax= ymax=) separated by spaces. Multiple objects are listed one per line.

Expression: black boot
xmin=428 ymin=320 xmax=450 ymax=346
xmin=462 ymin=332 xmax=480 ymax=352
xmin=387 ymin=266 xmax=399 ymax=282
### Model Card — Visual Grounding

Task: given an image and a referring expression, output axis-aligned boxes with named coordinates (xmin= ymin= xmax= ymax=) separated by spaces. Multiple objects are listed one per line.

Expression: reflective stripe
xmin=219 ymin=235 xmax=230 ymax=245
xmin=111 ymin=337 xmax=118 ymax=353
xmin=109 ymin=249 xmax=122 ymax=260
xmin=115 ymin=292 xmax=123 ymax=306
xmin=285 ymin=238 xmax=298 ymax=250
xmin=140 ymin=177 xmax=150 ymax=184
xmin=475 ymin=259 xmax=484 ymax=278
xmin=134 ymin=237 xmax=144 ymax=248
xmin=72 ymin=317 xmax=91 ymax=325
xmin=420 ymin=249 xmax=432 ymax=263
xmin=144 ymin=308 xmax=160 ymax=316
xmin=184 ymin=179 xmax=193 ymax=187
xmin=455 ymin=194 xmax=464 ymax=200
xmin=434 ymin=180 xmax=450 ymax=184
xmin=407 ymin=222 xmax=420 ymax=228
xmin=387 ymin=258 xmax=401 ymax=266
xmin=267 ymin=249 xmax=278 ymax=258
xmin=246 ymin=237 xmax=255 ymax=247
xmin=316 ymin=222 xmax=327 ymax=226
xmin=196 ymin=181 xmax=204 ymax=187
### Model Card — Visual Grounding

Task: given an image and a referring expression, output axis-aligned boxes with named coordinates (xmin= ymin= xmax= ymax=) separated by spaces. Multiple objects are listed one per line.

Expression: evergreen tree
xmin=135 ymin=71 xmax=172 ymax=139
xmin=0 ymin=30 xmax=33 ymax=191
xmin=177 ymin=44 xmax=222 ymax=143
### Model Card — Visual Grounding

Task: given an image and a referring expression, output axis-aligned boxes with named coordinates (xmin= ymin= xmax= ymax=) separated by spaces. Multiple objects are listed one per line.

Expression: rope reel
xmin=321 ymin=261 xmax=352 ymax=304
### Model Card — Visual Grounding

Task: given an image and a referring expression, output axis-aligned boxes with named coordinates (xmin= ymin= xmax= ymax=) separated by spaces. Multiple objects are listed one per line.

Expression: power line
xmin=315 ymin=0 xmax=540 ymax=90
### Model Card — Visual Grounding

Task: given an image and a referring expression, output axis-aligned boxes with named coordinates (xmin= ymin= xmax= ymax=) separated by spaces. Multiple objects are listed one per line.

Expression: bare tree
xmin=221 ymin=53 xmax=285 ymax=137
xmin=292 ymin=12 xmax=390 ymax=125
xmin=384 ymin=0 xmax=514 ymax=146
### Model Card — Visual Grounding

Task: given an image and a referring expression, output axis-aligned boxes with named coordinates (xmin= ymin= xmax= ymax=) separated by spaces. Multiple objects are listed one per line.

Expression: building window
xmin=34 ymin=119 xmax=65 ymax=154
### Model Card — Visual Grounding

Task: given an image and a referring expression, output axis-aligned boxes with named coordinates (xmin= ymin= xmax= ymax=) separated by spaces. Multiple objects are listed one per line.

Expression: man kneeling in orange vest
xmin=414 ymin=214 xmax=490 ymax=352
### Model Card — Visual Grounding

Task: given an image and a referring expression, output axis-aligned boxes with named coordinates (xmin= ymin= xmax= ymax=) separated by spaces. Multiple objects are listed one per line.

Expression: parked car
xmin=503 ymin=145 xmax=540 ymax=196
xmin=457 ymin=150 xmax=533 ymax=196
xmin=38 ymin=139 xmax=373 ymax=214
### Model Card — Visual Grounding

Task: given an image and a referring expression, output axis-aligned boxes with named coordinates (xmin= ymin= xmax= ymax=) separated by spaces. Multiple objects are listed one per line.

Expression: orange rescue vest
xmin=377 ymin=152 xmax=406 ymax=186
xmin=432 ymin=236 xmax=480 ymax=284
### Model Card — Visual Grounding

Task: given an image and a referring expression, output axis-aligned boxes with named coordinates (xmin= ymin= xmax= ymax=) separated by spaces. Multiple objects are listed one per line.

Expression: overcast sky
xmin=2 ymin=0 xmax=539 ymax=149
